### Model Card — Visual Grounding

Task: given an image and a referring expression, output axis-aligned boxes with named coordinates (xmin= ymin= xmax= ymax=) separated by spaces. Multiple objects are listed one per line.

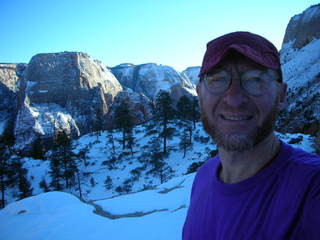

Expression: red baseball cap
xmin=199 ymin=31 xmax=281 ymax=78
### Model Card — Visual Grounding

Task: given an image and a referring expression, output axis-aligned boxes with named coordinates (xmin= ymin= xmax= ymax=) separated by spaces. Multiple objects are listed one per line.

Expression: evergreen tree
xmin=93 ymin=108 xmax=103 ymax=140
xmin=49 ymin=131 xmax=78 ymax=190
xmin=155 ymin=90 xmax=175 ymax=153
xmin=179 ymin=131 xmax=192 ymax=158
xmin=177 ymin=95 xmax=194 ymax=143
xmin=104 ymin=176 xmax=113 ymax=190
xmin=78 ymin=146 xmax=89 ymax=166
xmin=0 ymin=139 xmax=11 ymax=208
xmin=0 ymin=127 xmax=15 ymax=208
xmin=31 ymin=137 xmax=46 ymax=160
xmin=49 ymin=149 xmax=63 ymax=191
xmin=192 ymin=96 xmax=201 ymax=129
xmin=148 ymin=135 xmax=172 ymax=184
xmin=56 ymin=131 xmax=78 ymax=189
xmin=106 ymin=130 xmax=116 ymax=154
xmin=126 ymin=129 xmax=134 ymax=156
xmin=39 ymin=178 xmax=50 ymax=192
xmin=16 ymin=164 xmax=33 ymax=200
xmin=177 ymin=95 xmax=193 ymax=121
xmin=114 ymin=102 xmax=134 ymax=150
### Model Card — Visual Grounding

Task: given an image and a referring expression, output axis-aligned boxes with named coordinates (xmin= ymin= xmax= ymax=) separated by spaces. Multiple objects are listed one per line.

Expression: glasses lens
xmin=205 ymin=71 xmax=230 ymax=94
xmin=241 ymin=70 xmax=267 ymax=96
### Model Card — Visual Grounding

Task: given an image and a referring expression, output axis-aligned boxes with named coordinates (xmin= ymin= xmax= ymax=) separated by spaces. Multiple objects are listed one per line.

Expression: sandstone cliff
xmin=14 ymin=52 xmax=123 ymax=151
xmin=282 ymin=4 xmax=320 ymax=49
xmin=111 ymin=63 xmax=196 ymax=103
xmin=278 ymin=4 xmax=320 ymax=135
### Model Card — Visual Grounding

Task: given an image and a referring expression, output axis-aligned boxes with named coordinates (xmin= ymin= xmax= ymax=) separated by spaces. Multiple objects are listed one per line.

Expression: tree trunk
xmin=122 ymin=129 xmax=126 ymax=150
xmin=77 ymin=171 xmax=82 ymax=200
xmin=163 ymin=120 xmax=167 ymax=153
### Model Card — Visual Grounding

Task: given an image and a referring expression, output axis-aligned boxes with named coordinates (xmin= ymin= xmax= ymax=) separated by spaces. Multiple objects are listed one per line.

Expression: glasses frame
xmin=202 ymin=69 xmax=281 ymax=97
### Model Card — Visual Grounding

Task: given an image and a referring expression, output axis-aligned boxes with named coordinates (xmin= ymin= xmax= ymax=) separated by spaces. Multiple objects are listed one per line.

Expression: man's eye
xmin=207 ymin=76 xmax=228 ymax=84
xmin=244 ymin=77 xmax=262 ymax=83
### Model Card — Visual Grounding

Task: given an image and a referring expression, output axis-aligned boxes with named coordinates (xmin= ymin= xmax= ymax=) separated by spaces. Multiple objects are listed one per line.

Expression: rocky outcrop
xmin=111 ymin=63 xmax=196 ymax=101
xmin=181 ymin=66 xmax=200 ymax=86
xmin=0 ymin=63 xmax=27 ymax=134
xmin=277 ymin=6 xmax=320 ymax=135
xmin=282 ymin=4 xmax=320 ymax=49
xmin=14 ymin=52 xmax=123 ymax=151
xmin=106 ymin=91 xmax=153 ymax=129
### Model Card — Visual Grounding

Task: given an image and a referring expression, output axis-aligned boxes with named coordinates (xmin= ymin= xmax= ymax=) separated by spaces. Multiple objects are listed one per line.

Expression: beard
xmin=200 ymin=103 xmax=278 ymax=153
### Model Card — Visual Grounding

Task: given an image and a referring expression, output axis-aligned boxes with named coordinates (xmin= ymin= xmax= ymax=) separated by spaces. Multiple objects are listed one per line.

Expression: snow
xmin=30 ymin=103 xmax=80 ymax=136
xmin=0 ymin=174 xmax=194 ymax=240
xmin=38 ymin=90 xmax=48 ymax=93
xmin=181 ymin=66 xmax=200 ymax=85
xmin=95 ymin=174 xmax=194 ymax=215
xmin=281 ymin=38 xmax=320 ymax=90
xmin=0 ymin=123 xmax=318 ymax=240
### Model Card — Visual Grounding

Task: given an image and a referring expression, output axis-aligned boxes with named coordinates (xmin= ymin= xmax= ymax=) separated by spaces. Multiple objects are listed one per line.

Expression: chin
xmin=201 ymin=105 xmax=278 ymax=153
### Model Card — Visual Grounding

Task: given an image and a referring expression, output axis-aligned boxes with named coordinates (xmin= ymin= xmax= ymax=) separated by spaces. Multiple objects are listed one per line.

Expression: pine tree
xmin=126 ymin=129 xmax=134 ymax=156
xmin=177 ymin=95 xmax=194 ymax=143
xmin=155 ymin=90 xmax=175 ymax=153
xmin=78 ymin=146 xmax=89 ymax=166
xmin=0 ymin=140 xmax=11 ymax=208
xmin=56 ymin=131 xmax=78 ymax=189
xmin=104 ymin=176 xmax=113 ymax=190
xmin=179 ymin=131 xmax=192 ymax=158
xmin=39 ymin=178 xmax=50 ymax=192
xmin=17 ymin=169 xmax=33 ymax=200
xmin=49 ymin=149 xmax=63 ymax=191
xmin=0 ymin=127 xmax=15 ymax=208
xmin=31 ymin=137 xmax=45 ymax=160
xmin=106 ymin=130 xmax=116 ymax=154
xmin=93 ymin=108 xmax=104 ymax=140
xmin=49 ymin=131 xmax=78 ymax=190
xmin=148 ymin=135 xmax=172 ymax=184
xmin=114 ymin=102 xmax=134 ymax=150
xmin=192 ymin=96 xmax=200 ymax=129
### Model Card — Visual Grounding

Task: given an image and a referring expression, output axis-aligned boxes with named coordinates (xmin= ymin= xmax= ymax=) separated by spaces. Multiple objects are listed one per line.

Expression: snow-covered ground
xmin=0 ymin=120 xmax=318 ymax=240
xmin=0 ymin=174 xmax=195 ymax=240
xmin=20 ymin=121 xmax=217 ymax=203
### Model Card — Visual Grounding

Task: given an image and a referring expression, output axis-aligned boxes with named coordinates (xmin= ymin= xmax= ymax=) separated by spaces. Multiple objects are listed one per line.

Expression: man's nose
xmin=222 ymin=78 xmax=249 ymax=108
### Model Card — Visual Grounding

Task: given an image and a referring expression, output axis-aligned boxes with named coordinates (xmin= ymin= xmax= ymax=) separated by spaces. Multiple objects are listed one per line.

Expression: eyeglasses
xmin=202 ymin=69 xmax=280 ymax=96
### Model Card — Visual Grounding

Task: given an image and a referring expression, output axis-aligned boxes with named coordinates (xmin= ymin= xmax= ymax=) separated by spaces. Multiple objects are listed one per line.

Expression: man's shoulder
xmin=281 ymin=142 xmax=320 ymax=181
xmin=283 ymin=142 xmax=320 ymax=170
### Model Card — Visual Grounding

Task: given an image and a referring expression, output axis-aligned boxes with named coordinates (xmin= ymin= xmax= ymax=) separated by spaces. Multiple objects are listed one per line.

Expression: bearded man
xmin=182 ymin=32 xmax=320 ymax=240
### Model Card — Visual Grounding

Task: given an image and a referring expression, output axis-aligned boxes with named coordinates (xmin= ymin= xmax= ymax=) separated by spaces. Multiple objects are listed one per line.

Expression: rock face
xmin=277 ymin=6 xmax=320 ymax=135
xmin=0 ymin=63 xmax=27 ymax=134
xmin=111 ymin=63 xmax=196 ymax=102
xmin=105 ymin=91 xmax=153 ymax=129
xmin=14 ymin=52 xmax=123 ymax=151
xmin=181 ymin=66 xmax=200 ymax=85
xmin=282 ymin=4 xmax=320 ymax=49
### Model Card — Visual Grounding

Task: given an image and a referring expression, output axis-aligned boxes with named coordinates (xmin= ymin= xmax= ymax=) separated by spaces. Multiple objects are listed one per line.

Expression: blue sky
xmin=1 ymin=0 xmax=319 ymax=71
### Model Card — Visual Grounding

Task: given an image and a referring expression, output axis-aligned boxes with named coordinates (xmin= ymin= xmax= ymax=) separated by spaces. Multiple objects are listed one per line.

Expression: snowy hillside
xmin=0 ymin=174 xmax=195 ymax=240
xmin=0 ymin=130 xmax=317 ymax=240
xmin=11 ymin=121 xmax=216 ymax=203
xmin=277 ymin=38 xmax=320 ymax=133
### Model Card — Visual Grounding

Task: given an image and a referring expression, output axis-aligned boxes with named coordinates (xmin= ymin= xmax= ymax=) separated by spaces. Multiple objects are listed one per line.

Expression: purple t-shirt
xmin=183 ymin=141 xmax=320 ymax=240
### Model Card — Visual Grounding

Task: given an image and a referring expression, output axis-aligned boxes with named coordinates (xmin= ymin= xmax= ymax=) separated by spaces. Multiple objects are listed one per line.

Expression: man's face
xmin=197 ymin=55 xmax=287 ymax=152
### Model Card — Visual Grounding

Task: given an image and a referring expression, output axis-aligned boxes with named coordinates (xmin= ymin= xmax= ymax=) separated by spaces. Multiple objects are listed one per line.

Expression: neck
xmin=218 ymin=133 xmax=280 ymax=184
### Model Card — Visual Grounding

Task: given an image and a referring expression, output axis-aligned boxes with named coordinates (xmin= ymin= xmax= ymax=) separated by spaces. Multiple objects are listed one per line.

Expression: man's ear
xmin=277 ymin=82 xmax=287 ymax=111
